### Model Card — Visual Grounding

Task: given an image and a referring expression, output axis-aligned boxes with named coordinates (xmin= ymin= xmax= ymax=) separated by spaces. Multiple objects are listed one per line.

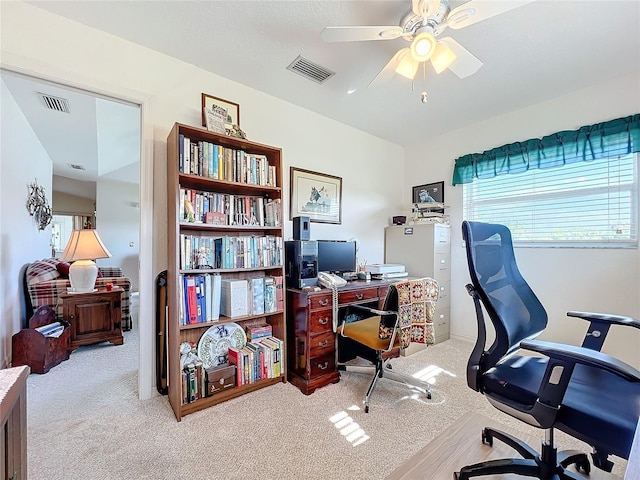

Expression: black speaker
xmin=293 ymin=216 xmax=310 ymax=240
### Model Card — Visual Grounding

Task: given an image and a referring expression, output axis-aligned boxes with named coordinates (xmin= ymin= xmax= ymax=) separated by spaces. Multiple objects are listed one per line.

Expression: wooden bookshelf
xmin=166 ymin=123 xmax=287 ymax=421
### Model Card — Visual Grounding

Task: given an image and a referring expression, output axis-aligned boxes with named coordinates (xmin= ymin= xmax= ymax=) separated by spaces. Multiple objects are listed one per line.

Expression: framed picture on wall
xmin=290 ymin=167 xmax=342 ymax=224
xmin=412 ymin=181 xmax=445 ymax=213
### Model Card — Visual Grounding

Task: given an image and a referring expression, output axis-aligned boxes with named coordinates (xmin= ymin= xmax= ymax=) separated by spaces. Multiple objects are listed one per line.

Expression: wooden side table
xmin=60 ymin=287 xmax=124 ymax=350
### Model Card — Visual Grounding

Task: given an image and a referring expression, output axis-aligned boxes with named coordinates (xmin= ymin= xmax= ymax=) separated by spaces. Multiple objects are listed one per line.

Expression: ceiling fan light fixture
xmin=410 ymin=31 xmax=436 ymax=62
xmin=431 ymin=41 xmax=457 ymax=73
xmin=395 ymin=50 xmax=419 ymax=79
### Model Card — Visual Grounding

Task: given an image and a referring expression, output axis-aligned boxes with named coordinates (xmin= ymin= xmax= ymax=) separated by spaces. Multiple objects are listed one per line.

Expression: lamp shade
xmin=395 ymin=49 xmax=419 ymax=79
xmin=60 ymin=229 xmax=112 ymax=293
xmin=431 ymin=41 xmax=457 ymax=74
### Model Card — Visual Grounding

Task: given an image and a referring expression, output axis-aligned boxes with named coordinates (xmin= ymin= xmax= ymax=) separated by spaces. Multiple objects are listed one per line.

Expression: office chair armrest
xmin=566 ymin=311 xmax=640 ymax=351
xmin=521 ymin=340 xmax=640 ymax=383
xmin=519 ymin=339 xmax=640 ymax=427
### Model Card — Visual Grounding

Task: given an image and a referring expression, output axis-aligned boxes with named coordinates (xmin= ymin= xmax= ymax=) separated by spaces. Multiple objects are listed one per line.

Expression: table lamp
xmin=60 ymin=229 xmax=112 ymax=293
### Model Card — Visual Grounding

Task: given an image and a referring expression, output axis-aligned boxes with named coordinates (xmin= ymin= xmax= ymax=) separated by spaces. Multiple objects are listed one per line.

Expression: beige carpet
xmin=25 ymin=328 xmax=628 ymax=480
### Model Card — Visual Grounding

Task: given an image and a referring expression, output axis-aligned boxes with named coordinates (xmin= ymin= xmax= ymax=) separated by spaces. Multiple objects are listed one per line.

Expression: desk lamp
xmin=60 ymin=229 xmax=112 ymax=293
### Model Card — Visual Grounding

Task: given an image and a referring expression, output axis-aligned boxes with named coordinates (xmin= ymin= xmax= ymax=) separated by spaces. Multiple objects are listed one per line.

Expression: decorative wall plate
xmin=197 ymin=322 xmax=247 ymax=369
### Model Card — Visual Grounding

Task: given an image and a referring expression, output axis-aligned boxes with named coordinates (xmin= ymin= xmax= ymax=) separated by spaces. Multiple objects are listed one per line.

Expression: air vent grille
xmin=39 ymin=93 xmax=70 ymax=113
xmin=68 ymin=163 xmax=85 ymax=171
xmin=286 ymin=56 xmax=335 ymax=84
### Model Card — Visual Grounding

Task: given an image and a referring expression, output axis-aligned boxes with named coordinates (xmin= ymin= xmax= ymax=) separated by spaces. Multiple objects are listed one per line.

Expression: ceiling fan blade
xmin=447 ymin=0 xmax=535 ymax=30
xmin=321 ymin=25 xmax=403 ymax=42
xmin=412 ymin=0 xmax=441 ymax=18
xmin=438 ymin=37 xmax=482 ymax=78
xmin=368 ymin=48 xmax=410 ymax=87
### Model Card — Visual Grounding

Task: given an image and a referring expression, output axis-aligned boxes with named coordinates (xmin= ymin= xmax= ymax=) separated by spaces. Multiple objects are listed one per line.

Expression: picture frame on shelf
xmin=290 ymin=167 xmax=342 ymax=224
xmin=201 ymin=93 xmax=240 ymax=128
xmin=412 ymin=181 xmax=445 ymax=213
xmin=203 ymin=106 xmax=227 ymax=135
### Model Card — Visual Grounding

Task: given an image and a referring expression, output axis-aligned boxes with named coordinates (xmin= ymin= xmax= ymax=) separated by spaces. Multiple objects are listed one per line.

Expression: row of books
xmin=219 ymin=276 xmax=284 ymax=318
xmin=178 ymin=274 xmax=284 ymax=325
xmin=228 ymin=335 xmax=284 ymax=386
xmin=180 ymin=329 xmax=283 ymax=404
xmin=178 ymin=134 xmax=276 ymax=186
xmin=180 ymin=234 xmax=283 ymax=270
xmin=180 ymin=188 xmax=282 ymax=227
xmin=179 ymin=274 xmax=222 ymax=325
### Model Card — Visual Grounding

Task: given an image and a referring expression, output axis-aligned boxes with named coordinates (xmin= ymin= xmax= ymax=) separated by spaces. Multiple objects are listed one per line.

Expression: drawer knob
xmin=318 ymin=317 xmax=329 ymax=325
xmin=318 ymin=340 xmax=329 ymax=347
xmin=317 ymin=361 xmax=329 ymax=370
xmin=355 ymin=293 xmax=364 ymax=300
xmin=319 ymin=299 xmax=329 ymax=306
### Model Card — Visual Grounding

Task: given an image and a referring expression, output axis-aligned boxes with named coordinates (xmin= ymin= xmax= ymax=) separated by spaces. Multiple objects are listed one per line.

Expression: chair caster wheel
xmin=365 ymin=405 xmax=369 ymax=413
xmin=427 ymin=392 xmax=432 ymax=399
xmin=482 ymin=429 xmax=493 ymax=446
xmin=576 ymin=459 xmax=591 ymax=474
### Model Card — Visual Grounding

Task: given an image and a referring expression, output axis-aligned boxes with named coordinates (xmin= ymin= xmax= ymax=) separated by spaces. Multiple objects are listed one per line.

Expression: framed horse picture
xmin=290 ymin=167 xmax=342 ymax=224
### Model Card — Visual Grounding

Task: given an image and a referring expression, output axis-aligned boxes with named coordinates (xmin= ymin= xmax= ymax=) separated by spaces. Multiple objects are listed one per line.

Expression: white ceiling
xmin=23 ymin=0 xmax=640 ymax=149
xmin=1 ymin=69 xmax=140 ymax=195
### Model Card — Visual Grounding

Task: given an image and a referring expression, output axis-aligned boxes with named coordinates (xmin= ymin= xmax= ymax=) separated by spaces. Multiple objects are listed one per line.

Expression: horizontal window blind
xmin=463 ymin=152 xmax=638 ymax=247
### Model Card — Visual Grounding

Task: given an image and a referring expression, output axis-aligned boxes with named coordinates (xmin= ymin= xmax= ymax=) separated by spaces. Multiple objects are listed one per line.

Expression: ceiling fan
xmin=321 ymin=0 xmax=534 ymax=87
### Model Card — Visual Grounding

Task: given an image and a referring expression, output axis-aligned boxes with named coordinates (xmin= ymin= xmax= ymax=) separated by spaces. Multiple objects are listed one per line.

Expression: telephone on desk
xmin=318 ymin=272 xmax=347 ymax=288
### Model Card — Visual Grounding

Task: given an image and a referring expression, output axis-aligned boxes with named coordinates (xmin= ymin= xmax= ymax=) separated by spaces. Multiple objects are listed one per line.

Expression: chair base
xmin=338 ymin=356 xmax=432 ymax=413
xmin=454 ymin=427 xmax=591 ymax=480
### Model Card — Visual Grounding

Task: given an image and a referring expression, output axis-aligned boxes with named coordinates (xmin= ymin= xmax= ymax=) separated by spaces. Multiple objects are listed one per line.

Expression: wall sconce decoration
xmin=26 ymin=179 xmax=52 ymax=231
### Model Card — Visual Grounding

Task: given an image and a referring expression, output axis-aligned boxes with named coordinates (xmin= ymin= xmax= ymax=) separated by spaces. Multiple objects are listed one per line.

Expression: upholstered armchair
xmin=23 ymin=258 xmax=132 ymax=331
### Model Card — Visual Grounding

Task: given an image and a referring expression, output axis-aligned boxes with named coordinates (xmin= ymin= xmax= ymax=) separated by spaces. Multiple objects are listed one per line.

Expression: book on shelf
xmin=220 ymin=279 xmax=249 ymax=318
xmin=264 ymin=277 xmax=276 ymax=313
xmin=178 ymin=135 xmax=276 ymax=188
xmin=178 ymin=273 xmax=222 ymax=325
xmin=250 ymin=277 xmax=265 ymax=315
xmin=246 ymin=323 xmax=272 ymax=341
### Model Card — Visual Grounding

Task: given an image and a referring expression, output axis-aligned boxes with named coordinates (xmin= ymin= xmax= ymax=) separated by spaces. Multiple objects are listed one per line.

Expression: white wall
xmin=96 ymin=179 xmax=140 ymax=291
xmin=0 ymin=2 xmax=404 ymax=397
xmin=406 ymin=73 xmax=640 ymax=368
xmin=0 ymin=78 xmax=53 ymax=368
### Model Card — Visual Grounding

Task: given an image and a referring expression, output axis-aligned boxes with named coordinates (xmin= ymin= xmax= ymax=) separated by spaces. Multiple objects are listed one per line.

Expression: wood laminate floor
xmin=386 ymin=412 xmax=622 ymax=480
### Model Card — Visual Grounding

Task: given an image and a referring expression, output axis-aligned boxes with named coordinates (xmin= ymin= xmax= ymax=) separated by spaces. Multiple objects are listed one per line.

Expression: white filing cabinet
xmin=384 ymin=222 xmax=451 ymax=349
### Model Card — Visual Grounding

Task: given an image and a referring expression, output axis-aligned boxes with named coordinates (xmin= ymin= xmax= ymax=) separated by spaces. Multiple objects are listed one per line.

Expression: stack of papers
xmin=35 ymin=322 xmax=65 ymax=338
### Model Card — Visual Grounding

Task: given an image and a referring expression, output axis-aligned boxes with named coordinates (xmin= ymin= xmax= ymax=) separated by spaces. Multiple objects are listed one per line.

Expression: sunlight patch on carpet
xmin=412 ymin=364 xmax=456 ymax=385
xmin=329 ymin=409 xmax=370 ymax=447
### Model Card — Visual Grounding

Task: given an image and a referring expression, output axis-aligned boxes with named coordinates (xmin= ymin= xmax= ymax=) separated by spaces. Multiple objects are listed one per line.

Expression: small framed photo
xmin=290 ymin=167 xmax=342 ymax=224
xmin=201 ymin=93 xmax=240 ymax=128
xmin=412 ymin=181 xmax=444 ymax=210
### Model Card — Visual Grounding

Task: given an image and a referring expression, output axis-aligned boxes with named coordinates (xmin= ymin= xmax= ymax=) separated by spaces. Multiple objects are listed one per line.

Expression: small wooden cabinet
xmin=60 ymin=288 xmax=124 ymax=350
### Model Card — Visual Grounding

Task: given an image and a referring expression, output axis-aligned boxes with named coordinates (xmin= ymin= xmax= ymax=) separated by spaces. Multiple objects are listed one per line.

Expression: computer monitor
xmin=316 ymin=240 xmax=356 ymax=274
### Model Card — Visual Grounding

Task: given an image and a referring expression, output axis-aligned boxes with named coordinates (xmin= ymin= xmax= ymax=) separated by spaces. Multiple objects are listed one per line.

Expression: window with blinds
xmin=463 ymin=153 xmax=638 ymax=247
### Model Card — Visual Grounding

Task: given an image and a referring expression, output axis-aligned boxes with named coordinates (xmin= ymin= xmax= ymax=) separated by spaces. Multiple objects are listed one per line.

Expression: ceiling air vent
xmin=68 ymin=163 xmax=85 ymax=171
xmin=286 ymin=56 xmax=335 ymax=84
xmin=39 ymin=93 xmax=71 ymax=113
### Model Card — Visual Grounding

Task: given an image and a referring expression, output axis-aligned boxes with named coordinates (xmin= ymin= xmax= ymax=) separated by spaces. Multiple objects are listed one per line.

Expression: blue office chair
xmin=457 ymin=221 xmax=640 ymax=479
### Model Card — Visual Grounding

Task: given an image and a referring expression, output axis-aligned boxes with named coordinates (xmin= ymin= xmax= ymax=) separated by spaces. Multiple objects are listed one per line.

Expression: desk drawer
xmin=339 ymin=287 xmax=378 ymax=305
xmin=309 ymin=331 xmax=335 ymax=357
xmin=309 ymin=309 xmax=333 ymax=334
xmin=309 ymin=294 xmax=332 ymax=310
xmin=309 ymin=352 xmax=336 ymax=378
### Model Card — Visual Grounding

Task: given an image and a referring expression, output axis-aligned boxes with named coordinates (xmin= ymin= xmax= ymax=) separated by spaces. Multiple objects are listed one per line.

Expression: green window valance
xmin=452 ymin=114 xmax=640 ymax=185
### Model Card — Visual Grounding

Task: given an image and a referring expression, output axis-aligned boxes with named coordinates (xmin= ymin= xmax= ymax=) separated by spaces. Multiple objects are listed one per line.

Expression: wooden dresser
xmin=286 ymin=280 xmax=393 ymax=395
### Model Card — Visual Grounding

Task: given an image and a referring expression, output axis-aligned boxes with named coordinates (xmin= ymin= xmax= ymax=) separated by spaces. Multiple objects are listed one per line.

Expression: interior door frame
xmin=1 ymin=65 xmax=155 ymax=400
